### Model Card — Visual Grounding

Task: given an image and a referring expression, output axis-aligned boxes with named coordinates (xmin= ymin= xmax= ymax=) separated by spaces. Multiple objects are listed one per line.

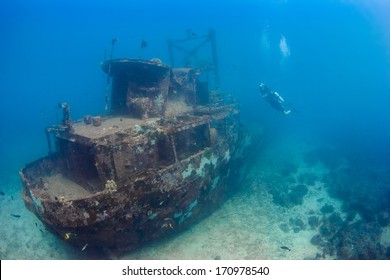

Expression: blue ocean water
xmin=1 ymin=0 xmax=390 ymax=259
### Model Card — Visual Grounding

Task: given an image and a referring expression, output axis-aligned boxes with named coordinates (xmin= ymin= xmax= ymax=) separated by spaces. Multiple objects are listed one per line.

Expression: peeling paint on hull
xmin=20 ymin=58 xmax=253 ymax=254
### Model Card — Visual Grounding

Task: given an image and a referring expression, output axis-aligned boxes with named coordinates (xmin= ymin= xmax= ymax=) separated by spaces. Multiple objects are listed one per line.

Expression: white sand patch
xmin=0 ymin=178 xmax=77 ymax=259
xmin=2 ymin=134 xmax=385 ymax=260
xmin=118 ymin=137 xmax=341 ymax=259
xmin=122 ymin=148 xmax=342 ymax=260
xmin=380 ymin=226 xmax=390 ymax=247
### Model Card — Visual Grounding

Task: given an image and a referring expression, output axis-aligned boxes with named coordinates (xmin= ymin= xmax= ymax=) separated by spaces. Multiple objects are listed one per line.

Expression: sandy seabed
xmin=1 ymin=137 xmax=389 ymax=260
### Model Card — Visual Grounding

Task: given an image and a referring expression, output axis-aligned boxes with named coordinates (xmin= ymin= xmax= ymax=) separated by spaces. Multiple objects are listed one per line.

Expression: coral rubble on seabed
xmin=123 ymin=138 xmax=342 ymax=260
xmin=123 ymin=136 xmax=390 ymax=260
xmin=2 ymin=135 xmax=390 ymax=259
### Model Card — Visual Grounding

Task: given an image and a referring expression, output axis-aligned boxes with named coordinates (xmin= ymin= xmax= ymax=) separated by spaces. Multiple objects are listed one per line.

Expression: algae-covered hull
xmin=20 ymin=58 xmax=253 ymax=254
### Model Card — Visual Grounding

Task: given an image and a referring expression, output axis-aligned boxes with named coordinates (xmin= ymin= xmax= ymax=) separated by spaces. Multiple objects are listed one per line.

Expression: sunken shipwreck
xmin=20 ymin=32 xmax=253 ymax=254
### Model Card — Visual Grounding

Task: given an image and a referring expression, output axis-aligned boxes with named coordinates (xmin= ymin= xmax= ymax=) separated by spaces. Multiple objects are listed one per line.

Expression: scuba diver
xmin=259 ymin=83 xmax=294 ymax=115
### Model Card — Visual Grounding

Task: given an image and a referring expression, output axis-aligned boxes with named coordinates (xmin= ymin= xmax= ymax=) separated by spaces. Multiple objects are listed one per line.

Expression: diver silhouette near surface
xmin=259 ymin=83 xmax=294 ymax=115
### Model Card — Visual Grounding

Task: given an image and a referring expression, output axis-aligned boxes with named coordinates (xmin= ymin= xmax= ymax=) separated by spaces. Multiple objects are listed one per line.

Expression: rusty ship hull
xmin=20 ymin=58 xmax=252 ymax=254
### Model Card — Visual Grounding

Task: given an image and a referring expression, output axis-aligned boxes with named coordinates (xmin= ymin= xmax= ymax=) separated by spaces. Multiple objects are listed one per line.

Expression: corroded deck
xmin=72 ymin=117 xmax=158 ymax=139
xmin=21 ymin=58 xmax=252 ymax=255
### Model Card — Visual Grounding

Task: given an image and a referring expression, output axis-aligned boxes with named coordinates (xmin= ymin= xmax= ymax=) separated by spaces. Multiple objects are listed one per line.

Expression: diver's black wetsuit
xmin=259 ymin=83 xmax=292 ymax=115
